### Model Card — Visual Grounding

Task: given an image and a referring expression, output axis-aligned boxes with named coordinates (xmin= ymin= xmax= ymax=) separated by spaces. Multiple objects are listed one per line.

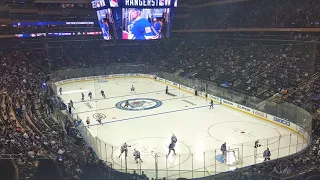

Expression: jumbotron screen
xmin=92 ymin=0 xmax=177 ymax=40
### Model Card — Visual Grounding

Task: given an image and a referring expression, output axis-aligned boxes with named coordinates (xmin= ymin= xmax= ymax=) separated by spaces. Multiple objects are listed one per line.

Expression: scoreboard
xmin=92 ymin=0 xmax=178 ymax=40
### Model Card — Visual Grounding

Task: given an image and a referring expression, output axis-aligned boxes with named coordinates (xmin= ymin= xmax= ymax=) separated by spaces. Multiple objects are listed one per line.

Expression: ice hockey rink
xmin=57 ymin=77 xmax=306 ymax=179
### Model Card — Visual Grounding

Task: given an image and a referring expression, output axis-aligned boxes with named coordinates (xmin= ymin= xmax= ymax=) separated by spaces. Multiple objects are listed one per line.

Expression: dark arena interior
xmin=0 ymin=0 xmax=320 ymax=180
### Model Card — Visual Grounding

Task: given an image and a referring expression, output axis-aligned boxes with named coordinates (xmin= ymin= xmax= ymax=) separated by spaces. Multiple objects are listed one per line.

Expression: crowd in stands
xmin=144 ymin=36 xmax=318 ymax=111
xmin=170 ymin=0 xmax=320 ymax=29
xmin=0 ymin=41 xmax=153 ymax=180
xmin=183 ymin=0 xmax=320 ymax=29
xmin=0 ymin=34 xmax=318 ymax=179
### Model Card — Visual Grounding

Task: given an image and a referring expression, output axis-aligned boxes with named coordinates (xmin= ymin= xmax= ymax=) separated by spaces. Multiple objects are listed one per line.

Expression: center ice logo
xmin=130 ymin=101 xmax=147 ymax=108
xmin=116 ymin=98 xmax=162 ymax=111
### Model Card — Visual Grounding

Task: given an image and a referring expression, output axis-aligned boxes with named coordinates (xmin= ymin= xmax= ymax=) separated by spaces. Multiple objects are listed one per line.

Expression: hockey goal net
xmin=225 ymin=148 xmax=241 ymax=166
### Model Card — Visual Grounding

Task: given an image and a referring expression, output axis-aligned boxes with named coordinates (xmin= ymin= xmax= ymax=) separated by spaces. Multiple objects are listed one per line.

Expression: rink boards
xmin=54 ymin=73 xmax=310 ymax=142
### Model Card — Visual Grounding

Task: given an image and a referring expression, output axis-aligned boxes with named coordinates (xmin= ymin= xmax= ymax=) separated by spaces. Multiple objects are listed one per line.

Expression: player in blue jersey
xmin=88 ymin=92 xmax=92 ymax=100
xmin=81 ymin=92 xmax=85 ymax=102
xmin=127 ymin=8 xmax=153 ymax=40
xmin=168 ymin=142 xmax=176 ymax=156
xmin=133 ymin=149 xmax=143 ymax=163
xmin=150 ymin=17 xmax=162 ymax=39
xmin=209 ymin=99 xmax=214 ymax=109
xmin=131 ymin=85 xmax=135 ymax=93
xmin=124 ymin=100 xmax=130 ymax=108
xmin=101 ymin=90 xmax=105 ymax=98
xmin=101 ymin=18 xmax=111 ymax=40
xmin=86 ymin=117 xmax=90 ymax=127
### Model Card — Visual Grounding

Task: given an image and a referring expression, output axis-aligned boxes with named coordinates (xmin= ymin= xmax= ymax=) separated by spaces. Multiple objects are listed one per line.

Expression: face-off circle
xmin=115 ymin=98 xmax=162 ymax=111
xmin=111 ymin=137 xmax=192 ymax=169
xmin=93 ymin=113 xmax=106 ymax=120
xmin=207 ymin=121 xmax=281 ymax=146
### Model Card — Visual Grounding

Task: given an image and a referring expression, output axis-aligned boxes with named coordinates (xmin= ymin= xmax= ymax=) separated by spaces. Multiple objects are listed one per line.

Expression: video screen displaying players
xmin=122 ymin=8 xmax=172 ymax=40
xmin=96 ymin=9 xmax=118 ymax=40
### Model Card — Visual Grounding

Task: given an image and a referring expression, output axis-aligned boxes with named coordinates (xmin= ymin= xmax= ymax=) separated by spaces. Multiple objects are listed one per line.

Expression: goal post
xmin=225 ymin=147 xmax=241 ymax=166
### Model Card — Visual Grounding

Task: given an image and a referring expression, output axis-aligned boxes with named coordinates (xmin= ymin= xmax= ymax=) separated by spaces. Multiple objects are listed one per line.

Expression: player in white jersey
xmin=119 ymin=142 xmax=131 ymax=157
xmin=133 ymin=149 xmax=143 ymax=163
xmin=131 ymin=85 xmax=135 ymax=93
xmin=171 ymin=134 xmax=177 ymax=144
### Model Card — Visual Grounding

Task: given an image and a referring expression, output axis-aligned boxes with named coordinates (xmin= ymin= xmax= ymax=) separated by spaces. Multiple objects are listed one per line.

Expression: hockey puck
xmin=240 ymin=131 xmax=245 ymax=134
xmin=112 ymin=117 xmax=116 ymax=119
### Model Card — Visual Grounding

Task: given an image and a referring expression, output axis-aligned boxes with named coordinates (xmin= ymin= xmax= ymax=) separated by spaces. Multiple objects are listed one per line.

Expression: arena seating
xmin=181 ymin=0 xmax=320 ymax=29
xmin=0 ymin=35 xmax=318 ymax=179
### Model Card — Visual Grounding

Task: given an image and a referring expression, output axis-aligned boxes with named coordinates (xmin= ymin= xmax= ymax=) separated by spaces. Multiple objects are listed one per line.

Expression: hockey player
xmin=96 ymin=118 xmax=102 ymax=124
xmin=133 ymin=149 xmax=143 ymax=163
xmin=67 ymin=103 xmax=72 ymax=114
xmin=59 ymin=87 xmax=62 ymax=95
xmin=101 ymin=90 xmax=106 ymax=98
xmin=124 ymin=100 xmax=130 ymax=108
xmin=166 ymin=85 xmax=168 ymax=94
xmin=131 ymin=85 xmax=135 ymax=93
xmin=119 ymin=143 xmax=131 ymax=157
xmin=150 ymin=17 xmax=161 ymax=39
xmin=127 ymin=8 xmax=153 ymax=40
xmin=70 ymin=100 xmax=75 ymax=109
xmin=81 ymin=93 xmax=85 ymax=102
xmin=221 ymin=142 xmax=227 ymax=161
xmin=101 ymin=18 xmax=111 ymax=40
xmin=88 ymin=92 xmax=92 ymax=100
xmin=209 ymin=99 xmax=214 ymax=109
xmin=263 ymin=148 xmax=271 ymax=161
xmin=86 ymin=117 xmax=90 ymax=128
xmin=171 ymin=134 xmax=177 ymax=144
xmin=168 ymin=142 xmax=176 ymax=156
